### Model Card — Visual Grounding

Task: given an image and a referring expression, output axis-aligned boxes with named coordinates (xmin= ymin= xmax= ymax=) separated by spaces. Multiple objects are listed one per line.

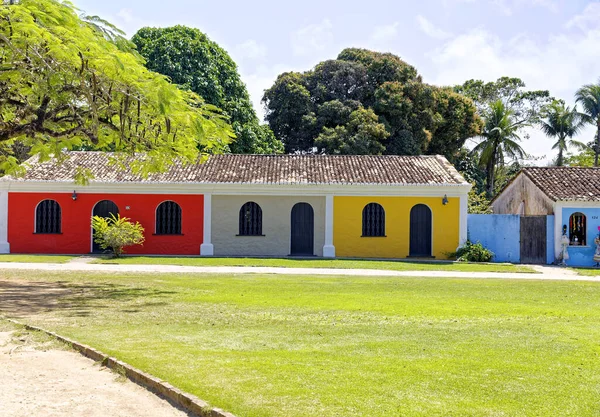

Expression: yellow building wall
xmin=333 ymin=196 xmax=460 ymax=259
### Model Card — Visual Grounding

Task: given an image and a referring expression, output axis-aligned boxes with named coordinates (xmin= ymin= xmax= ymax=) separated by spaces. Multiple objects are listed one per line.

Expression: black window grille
xmin=156 ymin=201 xmax=182 ymax=235
xmin=569 ymin=212 xmax=586 ymax=246
xmin=362 ymin=203 xmax=385 ymax=237
xmin=35 ymin=200 xmax=61 ymax=234
xmin=239 ymin=202 xmax=262 ymax=236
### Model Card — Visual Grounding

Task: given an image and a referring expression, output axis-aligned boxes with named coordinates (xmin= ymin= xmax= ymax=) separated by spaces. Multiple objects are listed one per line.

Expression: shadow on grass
xmin=0 ymin=280 xmax=174 ymax=318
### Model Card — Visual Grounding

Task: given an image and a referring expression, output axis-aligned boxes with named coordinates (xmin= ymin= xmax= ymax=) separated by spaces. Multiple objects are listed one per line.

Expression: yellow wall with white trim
xmin=333 ymin=196 xmax=459 ymax=259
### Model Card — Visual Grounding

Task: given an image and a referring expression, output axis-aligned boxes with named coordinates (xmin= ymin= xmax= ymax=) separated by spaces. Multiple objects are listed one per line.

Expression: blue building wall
xmin=546 ymin=215 xmax=555 ymax=265
xmin=562 ymin=208 xmax=600 ymax=267
xmin=468 ymin=214 xmax=521 ymax=263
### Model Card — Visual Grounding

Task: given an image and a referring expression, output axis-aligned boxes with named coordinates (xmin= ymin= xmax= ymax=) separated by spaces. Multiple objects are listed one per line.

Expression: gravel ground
xmin=0 ymin=330 xmax=189 ymax=417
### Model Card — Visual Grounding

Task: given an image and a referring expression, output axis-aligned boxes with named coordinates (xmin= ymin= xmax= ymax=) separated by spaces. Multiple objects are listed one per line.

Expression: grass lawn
xmin=572 ymin=267 xmax=600 ymax=276
xmin=95 ymin=256 xmax=536 ymax=273
xmin=0 ymin=254 xmax=73 ymax=263
xmin=1 ymin=271 xmax=599 ymax=417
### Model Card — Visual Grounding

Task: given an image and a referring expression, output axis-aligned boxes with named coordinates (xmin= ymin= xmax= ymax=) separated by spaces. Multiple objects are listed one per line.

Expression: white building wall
xmin=212 ymin=195 xmax=326 ymax=257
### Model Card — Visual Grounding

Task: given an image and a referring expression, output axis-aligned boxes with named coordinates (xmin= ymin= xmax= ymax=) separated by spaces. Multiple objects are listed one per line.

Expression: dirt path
xmin=0 ymin=329 xmax=189 ymax=417
xmin=0 ymin=260 xmax=596 ymax=281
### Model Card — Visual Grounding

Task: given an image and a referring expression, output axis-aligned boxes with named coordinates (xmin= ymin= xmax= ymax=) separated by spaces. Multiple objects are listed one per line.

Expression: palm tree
xmin=539 ymin=101 xmax=586 ymax=166
xmin=472 ymin=100 xmax=525 ymax=196
xmin=575 ymin=81 xmax=600 ymax=166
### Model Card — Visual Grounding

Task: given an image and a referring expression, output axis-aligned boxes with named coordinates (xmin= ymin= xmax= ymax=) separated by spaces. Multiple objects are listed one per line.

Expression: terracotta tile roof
xmin=522 ymin=167 xmax=600 ymax=201
xmin=4 ymin=152 xmax=468 ymax=186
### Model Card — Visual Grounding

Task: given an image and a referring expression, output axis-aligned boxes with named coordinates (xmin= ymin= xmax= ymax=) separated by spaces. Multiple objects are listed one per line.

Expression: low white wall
xmin=212 ymin=195 xmax=325 ymax=257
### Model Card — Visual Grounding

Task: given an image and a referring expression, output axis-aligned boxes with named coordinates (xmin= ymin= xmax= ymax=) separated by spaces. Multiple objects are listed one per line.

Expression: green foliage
xmin=132 ymin=26 xmax=282 ymax=155
xmin=457 ymin=77 xmax=552 ymax=196
xmin=263 ymin=48 xmax=482 ymax=157
xmin=455 ymin=77 xmax=551 ymax=126
xmin=314 ymin=108 xmax=389 ymax=154
xmin=565 ymin=148 xmax=595 ymax=167
xmin=539 ymin=101 xmax=587 ymax=166
xmin=575 ymin=80 xmax=600 ymax=166
xmin=452 ymin=240 xmax=494 ymax=262
xmin=0 ymin=1 xmax=233 ymax=178
xmin=468 ymin=186 xmax=493 ymax=214
xmin=471 ymin=100 xmax=525 ymax=196
xmin=92 ymin=214 xmax=145 ymax=257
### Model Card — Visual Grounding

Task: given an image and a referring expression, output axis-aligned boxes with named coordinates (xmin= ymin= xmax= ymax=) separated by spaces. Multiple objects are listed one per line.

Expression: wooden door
xmin=520 ymin=216 xmax=546 ymax=264
xmin=290 ymin=203 xmax=314 ymax=256
xmin=92 ymin=200 xmax=119 ymax=253
xmin=410 ymin=204 xmax=432 ymax=257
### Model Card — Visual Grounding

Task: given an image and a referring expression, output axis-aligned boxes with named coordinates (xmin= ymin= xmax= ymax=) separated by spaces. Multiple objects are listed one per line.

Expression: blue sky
xmin=73 ymin=0 xmax=600 ymax=163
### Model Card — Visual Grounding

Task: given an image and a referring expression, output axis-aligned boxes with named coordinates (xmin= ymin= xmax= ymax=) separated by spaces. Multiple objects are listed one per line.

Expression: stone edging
xmin=7 ymin=319 xmax=237 ymax=417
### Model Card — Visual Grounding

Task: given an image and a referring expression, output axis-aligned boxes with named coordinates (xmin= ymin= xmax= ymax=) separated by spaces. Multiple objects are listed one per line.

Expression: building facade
xmin=492 ymin=167 xmax=600 ymax=267
xmin=0 ymin=152 xmax=470 ymax=259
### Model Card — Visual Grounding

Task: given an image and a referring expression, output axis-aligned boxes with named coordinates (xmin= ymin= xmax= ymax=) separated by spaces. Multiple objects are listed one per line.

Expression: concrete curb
xmin=6 ymin=319 xmax=237 ymax=417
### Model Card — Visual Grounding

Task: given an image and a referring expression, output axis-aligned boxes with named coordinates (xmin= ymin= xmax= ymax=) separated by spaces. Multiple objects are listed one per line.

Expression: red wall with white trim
xmin=8 ymin=192 xmax=204 ymax=255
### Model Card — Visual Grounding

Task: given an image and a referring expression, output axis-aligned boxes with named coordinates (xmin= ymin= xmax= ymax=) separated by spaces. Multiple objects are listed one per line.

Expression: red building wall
xmin=8 ymin=192 xmax=204 ymax=255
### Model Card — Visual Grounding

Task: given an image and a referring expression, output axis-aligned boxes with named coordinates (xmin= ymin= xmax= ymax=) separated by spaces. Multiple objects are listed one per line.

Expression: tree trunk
xmin=557 ymin=147 xmax=563 ymax=166
xmin=486 ymin=151 xmax=496 ymax=197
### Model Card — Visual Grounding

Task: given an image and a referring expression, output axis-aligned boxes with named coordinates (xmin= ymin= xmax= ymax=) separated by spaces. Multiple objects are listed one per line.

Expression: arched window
xmin=35 ymin=200 xmax=61 ymax=234
xmin=362 ymin=203 xmax=385 ymax=237
xmin=239 ymin=202 xmax=262 ymax=236
xmin=569 ymin=212 xmax=586 ymax=246
xmin=156 ymin=201 xmax=182 ymax=235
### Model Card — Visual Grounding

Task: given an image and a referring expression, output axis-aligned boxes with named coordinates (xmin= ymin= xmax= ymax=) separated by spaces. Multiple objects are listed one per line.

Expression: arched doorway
xmin=409 ymin=204 xmax=432 ymax=257
xmin=91 ymin=200 xmax=119 ymax=253
xmin=290 ymin=203 xmax=314 ymax=256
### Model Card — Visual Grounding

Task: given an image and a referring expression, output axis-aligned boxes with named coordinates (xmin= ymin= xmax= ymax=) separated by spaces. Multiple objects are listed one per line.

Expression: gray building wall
xmin=492 ymin=173 xmax=554 ymax=215
xmin=212 ymin=195 xmax=326 ymax=256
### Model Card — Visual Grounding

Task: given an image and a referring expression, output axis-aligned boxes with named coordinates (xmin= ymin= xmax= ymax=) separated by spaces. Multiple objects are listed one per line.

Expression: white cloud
xmin=371 ymin=22 xmax=400 ymax=42
xmin=116 ymin=8 xmax=134 ymax=23
xmin=291 ymin=19 xmax=333 ymax=56
xmin=425 ymin=19 xmax=600 ymax=162
xmin=566 ymin=2 xmax=600 ymax=31
xmin=233 ymin=40 xmax=268 ymax=62
xmin=443 ymin=0 xmax=558 ymax=15
xmin=416 ymin=15 xmax=452 ymax=39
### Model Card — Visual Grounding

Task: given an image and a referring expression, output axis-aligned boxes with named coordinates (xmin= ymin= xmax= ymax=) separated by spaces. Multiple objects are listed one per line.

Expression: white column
xmin=554 ymin=202 xmax=563 ymax=261
xmin=200 ymin=193 xmax=214 ymax=256
xmin=323 ymin=194 xmax=335 ymax=257
xmin=0 ymin=191 xmax=10 ymax=253
xmin=459 ymin=193 xmax=468 ymax=246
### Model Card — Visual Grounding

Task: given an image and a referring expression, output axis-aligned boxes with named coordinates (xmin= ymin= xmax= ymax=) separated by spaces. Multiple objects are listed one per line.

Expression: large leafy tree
xmin=0 ymin=0 xmax=233 ymax=176
xmin=472 ymin=101 xmax=525 ymax=196
xmin=132 ymin=26 xmax=282 ymax=154
xmin=263 ymin=48 xmax=482 ymax=158
xmin=456 ymin=77 xmax=551 ymax=195
xmin=539 ymin=101 xmax=586 ymax=166
xmin=575 ymin=81 xmax=600 ymax=166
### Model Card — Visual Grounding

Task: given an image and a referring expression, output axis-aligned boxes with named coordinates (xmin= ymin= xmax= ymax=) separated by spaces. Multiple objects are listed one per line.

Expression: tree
xmin=575 ymin=81 xmax=600 ymax=166
xmin=0 ymin=1 xmax=233 ymax=176
xmin=456 ymin=77 xmax=551 ymax=195
xmin=455 ymin=77 xmax=551 ymax=126
xmin=314 ymin=108 xmax=389 ymax=154
xmin=263 ymin=48 xmax=481 ymax=157
xmin=132 ymin=26 xmax=282 ymax=155
xmin=564 ymin=148 xmax=595 ymax=167
xmin=539 ymin=101 xmax=586 ymax=166
xmin=472 ymin=101 xmax=525 ymax=196
xmin=92 ymin=214 xmax=145 ymax=257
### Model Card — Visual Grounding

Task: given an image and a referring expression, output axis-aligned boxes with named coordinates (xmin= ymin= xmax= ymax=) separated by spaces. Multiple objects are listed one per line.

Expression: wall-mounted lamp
xmin=71 ymin=190 xmax=78 ymax=201
xmin=563 ymin=224 xmax=568 ymax=235
xmin=442 ymin=194 xmax=449 ymax=205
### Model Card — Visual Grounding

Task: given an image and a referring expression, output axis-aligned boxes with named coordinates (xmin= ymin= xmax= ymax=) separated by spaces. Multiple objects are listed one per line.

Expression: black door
xmin=290 ymin=203 xmax=314 ymax=256
xmin=520 ymin=216 xmax=547 ymax=264
xmin=92 ymin=200 xmax=119 ymax=253
xmin=410 ymin=204 xmax=432 ymax=257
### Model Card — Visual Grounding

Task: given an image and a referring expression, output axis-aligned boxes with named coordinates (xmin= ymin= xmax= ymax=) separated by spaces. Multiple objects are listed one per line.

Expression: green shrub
xmin=451 ymin=240 xmax=494 ymax=263
xmin=92 ymin=214 xmax=145 ymax=257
